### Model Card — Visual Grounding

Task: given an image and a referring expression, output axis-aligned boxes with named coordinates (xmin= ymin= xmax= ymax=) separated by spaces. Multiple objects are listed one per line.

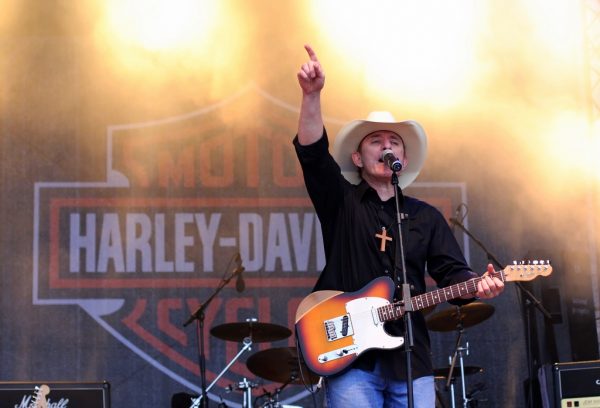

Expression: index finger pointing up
xmin=304 ymin=44 xmax=319 ymax=62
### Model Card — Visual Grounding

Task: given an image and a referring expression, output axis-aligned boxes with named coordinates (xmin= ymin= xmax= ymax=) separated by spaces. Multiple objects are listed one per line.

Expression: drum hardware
xmin=253 ymin=381 xmax=291 ymax=408
xmin=446 ymin=333 xmax=469 ymax=408
xmin=427 ymin=303 xmax=492 ymax=408
xmin=246 ymin=347 xmax=320 ymax=385
xmin=246 ymin=346 xmax=321 ymax=408
xmin=433 ymin=366 xmax=483 ymax=380
xmin=190 ymin=335 xmax=254 ymax=408
xmin=189 ymin=319 xmax=293 ymax=408
xmin=465 ymin=382 xmax=486 ymax=407
xmin=210 ymin=319 xmax=292 ymax=343
xmin=223 ymin=378 xmax=258 ymax=408
xmin=184 ymin=252 xmax=247 ymax=408
xmin=425 ymin=302 xmax=494 ymax=332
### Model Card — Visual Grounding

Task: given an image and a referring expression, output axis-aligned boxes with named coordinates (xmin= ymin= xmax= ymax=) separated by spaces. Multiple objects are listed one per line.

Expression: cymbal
xmin=246 ymin=347 xmax=320 ymax=384
xmin=433 ymin=365 xmax=483 ymax=380
xmin=426 ymin=302 xmax=495 ymax=332
xmin=210 ymin=322 xmax=291 ymax=343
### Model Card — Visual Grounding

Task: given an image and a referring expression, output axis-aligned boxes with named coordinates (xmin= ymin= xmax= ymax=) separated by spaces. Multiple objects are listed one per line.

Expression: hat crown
xmin=366 ymin=111 xmax=397 ymax=123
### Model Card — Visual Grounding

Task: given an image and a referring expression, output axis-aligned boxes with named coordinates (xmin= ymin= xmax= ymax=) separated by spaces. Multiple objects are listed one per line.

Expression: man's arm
xmin=297 ymin=44 xmax=325 ymax=145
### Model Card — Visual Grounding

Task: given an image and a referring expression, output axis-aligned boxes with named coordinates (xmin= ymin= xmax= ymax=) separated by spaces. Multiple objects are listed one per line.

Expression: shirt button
xmin=384 ymin=269 xmax=390 ymax=274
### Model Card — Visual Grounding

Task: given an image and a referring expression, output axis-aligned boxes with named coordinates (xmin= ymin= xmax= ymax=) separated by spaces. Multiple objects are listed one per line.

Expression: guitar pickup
xmin=324 ymin=314 xmax=354 ymax=341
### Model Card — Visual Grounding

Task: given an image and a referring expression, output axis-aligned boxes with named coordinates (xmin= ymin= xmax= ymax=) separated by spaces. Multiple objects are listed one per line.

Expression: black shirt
xmin=294 ymin=130 xmax=476 ymax=380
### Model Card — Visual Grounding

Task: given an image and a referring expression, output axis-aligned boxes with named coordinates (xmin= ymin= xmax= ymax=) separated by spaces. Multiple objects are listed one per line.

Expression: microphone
xmin=381 ymin=149 xmax=403 ymax=172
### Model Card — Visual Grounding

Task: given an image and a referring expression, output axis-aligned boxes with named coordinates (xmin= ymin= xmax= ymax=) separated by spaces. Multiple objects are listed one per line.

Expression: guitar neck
xmin=378 ymin=271 xmax=505 ymax=323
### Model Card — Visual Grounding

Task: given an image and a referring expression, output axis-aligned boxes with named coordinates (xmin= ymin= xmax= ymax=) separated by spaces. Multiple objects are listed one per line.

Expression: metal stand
xmin=391 ymin=172 xmax=415 ymax=408
xmin=184 ymin=253 xmax=244 ymax=408
xmin=190 ymin=337 xmax=253 ymax=408
xmin=449 ymin=216 xmax=551 ymax=407
xmin=254 ymin=379 xmax=294 ymax=408
xmin=231 ymin=377 xmax=257 ymax=408
xmin=443 ymin=319 xmax=470 ymax=408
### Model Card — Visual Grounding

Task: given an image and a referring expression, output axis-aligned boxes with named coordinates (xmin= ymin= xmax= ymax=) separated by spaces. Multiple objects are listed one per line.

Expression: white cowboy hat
xmin=332 ymin=111 xmax=428 ymax=189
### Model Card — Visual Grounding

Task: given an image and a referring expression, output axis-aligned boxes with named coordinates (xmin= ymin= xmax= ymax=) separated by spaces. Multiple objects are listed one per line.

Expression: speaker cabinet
xmin=0 ymin=381 xmax=110 ymax=408
xmin=553 ymin=361 xmax=600 ymax=407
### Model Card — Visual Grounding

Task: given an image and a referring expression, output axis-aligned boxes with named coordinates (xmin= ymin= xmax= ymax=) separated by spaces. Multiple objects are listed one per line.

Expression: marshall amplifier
xmin=0 ymin=381 xmax=110 ymax=408
xmin=553 ymin=360 xmax=600 ymax=408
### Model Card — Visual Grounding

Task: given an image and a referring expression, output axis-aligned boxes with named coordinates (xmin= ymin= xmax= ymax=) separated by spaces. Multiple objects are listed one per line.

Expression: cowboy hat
xmin=332 ymin=111 xmax=428 ymax=189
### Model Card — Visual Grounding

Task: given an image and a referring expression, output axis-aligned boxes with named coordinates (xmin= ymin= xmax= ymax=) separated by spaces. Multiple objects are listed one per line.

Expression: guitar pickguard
xmin=345 ymin=296 xmax=404 ymax=354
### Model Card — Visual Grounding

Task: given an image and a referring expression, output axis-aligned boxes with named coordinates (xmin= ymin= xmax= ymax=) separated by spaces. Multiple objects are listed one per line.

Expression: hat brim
xmin=332 ymin=119 xmax=428 ymax=189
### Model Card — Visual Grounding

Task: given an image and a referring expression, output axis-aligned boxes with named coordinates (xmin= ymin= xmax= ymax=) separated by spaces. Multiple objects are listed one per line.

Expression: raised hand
xmin=297 ymin=44 xmax=325 ymax=95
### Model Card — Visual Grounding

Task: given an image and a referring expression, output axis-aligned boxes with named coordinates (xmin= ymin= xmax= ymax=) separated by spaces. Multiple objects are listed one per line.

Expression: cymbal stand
xmin=190 ymin=337 xmax=253 ymax=408
xmin=235 ymin=377 xmax=258 ymax=408
xmin=184 ymin=253 xmax=245 ymax=408
xmin=444 ymin=318 xmax=470 ymax=408
xmin=450 ymin=216 xmax=551 ymax=408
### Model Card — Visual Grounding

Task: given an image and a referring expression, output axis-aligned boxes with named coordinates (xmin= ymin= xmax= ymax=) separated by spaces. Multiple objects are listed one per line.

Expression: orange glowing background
xmin=1 ymin=0 xmax=597 ymax=299
xmin=77 ymin=0 xmax=598 ymax=187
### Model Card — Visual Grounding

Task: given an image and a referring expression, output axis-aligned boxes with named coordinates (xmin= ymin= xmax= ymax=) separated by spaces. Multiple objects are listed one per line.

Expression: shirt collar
xmin=354 ymin=180 xmax=407 ymax=209
xmin=355 ymin=180 xmax=372 ymax=201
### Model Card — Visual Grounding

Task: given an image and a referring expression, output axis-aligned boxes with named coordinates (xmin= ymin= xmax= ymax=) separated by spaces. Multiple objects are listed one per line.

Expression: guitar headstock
xmin=29 ymin=384 xmax=50 ymax=408
xmin=502 ymin=260 xmax=552 ymax=282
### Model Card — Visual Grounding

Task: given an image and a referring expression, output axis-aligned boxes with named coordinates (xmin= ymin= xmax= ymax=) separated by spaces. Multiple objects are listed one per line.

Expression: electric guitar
xmin=295 ymin=261 xmax=552 ymax=377
xmin=28 ymin=384 xmax=50 ymax=408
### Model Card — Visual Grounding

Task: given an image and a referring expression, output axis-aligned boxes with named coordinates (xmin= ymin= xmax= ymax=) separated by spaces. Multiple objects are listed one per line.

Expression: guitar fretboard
xmin=377 ymin=270 xmax=506 ymax=323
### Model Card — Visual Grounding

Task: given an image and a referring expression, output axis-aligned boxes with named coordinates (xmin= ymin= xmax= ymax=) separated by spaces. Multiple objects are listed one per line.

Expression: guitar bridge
xmin=324 ymin=314 xmax=354 ymax=341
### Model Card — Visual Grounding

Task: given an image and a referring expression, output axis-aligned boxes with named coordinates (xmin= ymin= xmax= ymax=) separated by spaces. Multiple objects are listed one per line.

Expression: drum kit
xmin=425 ymin=301 xmax=495 ymax=408
xmin=190 ymin=301 xmax=493 ymax=408
xmin=189 ymin=319 xmax=318 ymax=408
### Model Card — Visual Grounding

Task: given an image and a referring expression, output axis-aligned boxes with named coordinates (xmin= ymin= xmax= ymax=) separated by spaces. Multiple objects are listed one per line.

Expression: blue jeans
xmin=324 ymin=363 xmax=435 ymax=408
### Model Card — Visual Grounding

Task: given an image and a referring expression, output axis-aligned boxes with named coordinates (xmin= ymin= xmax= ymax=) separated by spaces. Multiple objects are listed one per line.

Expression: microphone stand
xmin=183 ymin=261 xmax=244 ymax=408
xmin=450 ymin=217 xmax=551 ymax=408
xmin=391 ymin=172 xmax=414 ymax=408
